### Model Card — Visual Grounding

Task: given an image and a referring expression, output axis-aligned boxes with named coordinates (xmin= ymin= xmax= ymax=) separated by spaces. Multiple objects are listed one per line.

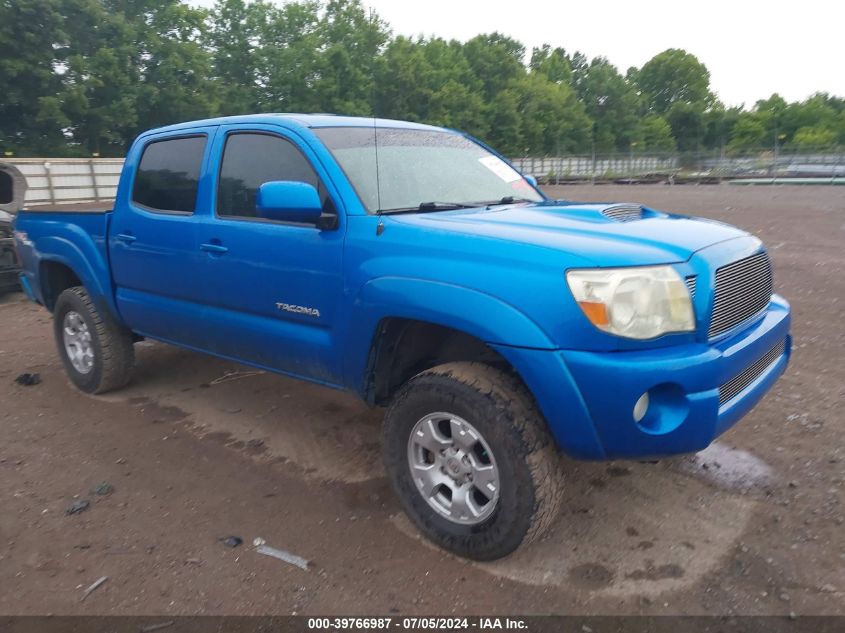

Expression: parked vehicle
xmin=12 ymin=115 xmax=791 ymax=560
xmin=0 ymin=163 xmax=26 ymax=294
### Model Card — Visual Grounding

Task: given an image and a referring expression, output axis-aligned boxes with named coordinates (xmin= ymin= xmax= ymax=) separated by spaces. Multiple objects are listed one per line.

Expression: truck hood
xmin=387 ymin=201 xmax=749 ymax=266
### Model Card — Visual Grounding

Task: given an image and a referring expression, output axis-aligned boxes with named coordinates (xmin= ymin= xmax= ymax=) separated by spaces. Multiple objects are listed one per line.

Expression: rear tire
xmin=53 ymin=286 xmax=134 ymax=394
xmin=382 ymin=361 xmax=563 ymax=560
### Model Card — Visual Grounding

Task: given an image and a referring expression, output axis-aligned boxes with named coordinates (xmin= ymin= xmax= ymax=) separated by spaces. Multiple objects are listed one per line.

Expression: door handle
xmin=116 ymin=233 xmax=136 ymax=244
xmin=200 ymin=242 xmax=229 ymax=254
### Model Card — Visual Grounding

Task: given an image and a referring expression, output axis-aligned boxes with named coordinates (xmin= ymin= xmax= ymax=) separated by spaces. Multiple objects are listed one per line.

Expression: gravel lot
xmin=0 ymin=184 xmax=843 ymax=616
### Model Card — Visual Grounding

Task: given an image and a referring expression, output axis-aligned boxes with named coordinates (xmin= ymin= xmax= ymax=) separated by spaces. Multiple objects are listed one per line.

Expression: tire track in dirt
xmin=97 ymin=341 xmax=384 ymax=483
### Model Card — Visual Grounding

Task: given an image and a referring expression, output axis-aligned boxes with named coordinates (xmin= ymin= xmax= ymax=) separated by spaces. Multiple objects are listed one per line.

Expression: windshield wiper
xmin=476 ymin=196 xmax=535 ymax=207
xmin=378 ymin=201 xmax=479 ymax=215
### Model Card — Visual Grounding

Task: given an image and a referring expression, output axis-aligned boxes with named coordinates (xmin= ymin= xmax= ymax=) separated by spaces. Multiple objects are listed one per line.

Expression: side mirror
xmin=524 ymin=175 xmax=538 ymax=188
xmin=256 ymin=181 xmax=322 ymax=224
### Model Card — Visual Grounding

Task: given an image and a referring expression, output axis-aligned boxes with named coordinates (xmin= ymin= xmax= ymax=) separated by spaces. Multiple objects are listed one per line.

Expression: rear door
xmin=195 ymin=124 xmax=346 ymax=384
xmin=109 ymin=129 xmax=216 ymax=348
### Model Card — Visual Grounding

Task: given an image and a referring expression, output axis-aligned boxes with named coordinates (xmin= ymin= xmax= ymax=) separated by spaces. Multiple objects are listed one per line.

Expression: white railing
xmin=5 ymin=158 xmax=124 ymax=206
xmin=510 ymin=155 xmax=678 ymax=180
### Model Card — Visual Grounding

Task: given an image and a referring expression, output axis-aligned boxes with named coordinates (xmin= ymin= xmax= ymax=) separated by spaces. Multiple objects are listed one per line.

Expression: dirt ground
xmin=0 ymin=184 xmax=843 ymax=616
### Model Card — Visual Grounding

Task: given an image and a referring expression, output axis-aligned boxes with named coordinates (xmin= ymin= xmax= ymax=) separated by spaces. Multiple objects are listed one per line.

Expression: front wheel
xmin=53 ymin=286 xmax=135 ymax=394
xmin=382 ymin=362 xmax=563 ymax=560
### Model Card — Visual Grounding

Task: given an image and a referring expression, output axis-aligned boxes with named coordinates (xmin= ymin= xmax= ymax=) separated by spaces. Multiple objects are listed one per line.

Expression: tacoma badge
xmin=276 ymin=302 xmax=321 ymax=318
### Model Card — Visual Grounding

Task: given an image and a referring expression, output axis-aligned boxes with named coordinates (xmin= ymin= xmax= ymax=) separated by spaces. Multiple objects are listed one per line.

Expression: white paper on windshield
xmin=478 ymin=155 xmax=522 ymax=183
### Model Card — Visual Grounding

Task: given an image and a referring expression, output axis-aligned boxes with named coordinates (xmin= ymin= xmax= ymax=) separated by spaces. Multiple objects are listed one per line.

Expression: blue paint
xmin=13 ymin=114 xmax=792 ymax=460
xmin=257 ymin=181 xmax=323 ymax=223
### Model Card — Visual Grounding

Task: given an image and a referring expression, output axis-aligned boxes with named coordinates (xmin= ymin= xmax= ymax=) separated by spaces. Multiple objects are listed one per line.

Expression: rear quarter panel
xmin=14 ymin=211 xmax=119 ymax=318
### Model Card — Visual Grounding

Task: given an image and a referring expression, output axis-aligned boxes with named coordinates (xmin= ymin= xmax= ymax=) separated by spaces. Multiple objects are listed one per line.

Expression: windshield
xmin=314 ymin=127 xmax=543 ymax=213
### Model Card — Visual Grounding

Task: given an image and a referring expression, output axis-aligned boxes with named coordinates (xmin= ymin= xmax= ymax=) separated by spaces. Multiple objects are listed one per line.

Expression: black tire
xmin=53 ymin=286 xmax=134 ymax=394
xmin=383 ymin=361 xmax=563 ymax=560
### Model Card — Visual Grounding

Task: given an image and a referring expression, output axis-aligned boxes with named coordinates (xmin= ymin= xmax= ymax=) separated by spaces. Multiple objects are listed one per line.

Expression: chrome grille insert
xmin=602 ymin=204 xmax=643 ymax=222
xmin=708 ymin=252 xmax=773 ymax=338
xmin=719 ymin=339 xmax=786 ymax=406
xmin=685 ymin=275 xmax=697 ymax=300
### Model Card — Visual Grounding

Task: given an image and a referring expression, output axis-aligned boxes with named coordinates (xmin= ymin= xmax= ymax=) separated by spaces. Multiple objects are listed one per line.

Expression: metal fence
xmin=512 ymin=150 xmax=845 ymax=183
xmin=511 ymin=155 xmax=678 ymax=182
xmin=6 ymin=151 xmax=845 ymax=207
xmin=5 ymin=158 xmax=124 ymax=205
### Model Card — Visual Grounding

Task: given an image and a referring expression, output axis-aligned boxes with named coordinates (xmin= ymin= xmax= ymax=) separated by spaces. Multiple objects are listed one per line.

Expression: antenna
xmin=370 ymin=71 xmax=384 ymax=219
xmin=373 ymin=115 xmax=383 ymax=214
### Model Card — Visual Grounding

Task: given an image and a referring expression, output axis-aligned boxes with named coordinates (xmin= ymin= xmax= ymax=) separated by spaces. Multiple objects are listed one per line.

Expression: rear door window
xmin=132 ymin=136 xmax=207 ymax=213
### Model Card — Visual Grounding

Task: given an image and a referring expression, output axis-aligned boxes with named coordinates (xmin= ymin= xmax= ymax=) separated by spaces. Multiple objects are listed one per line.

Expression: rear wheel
xmin=383 ymin=362 xmax=563 ymax=560
xmin=54 ymin=286 xmax=134 ymax=394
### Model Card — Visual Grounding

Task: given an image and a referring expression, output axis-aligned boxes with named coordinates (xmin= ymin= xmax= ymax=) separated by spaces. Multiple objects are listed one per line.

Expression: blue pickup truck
xmin=12 ymin=114 xmax=791 ymax=560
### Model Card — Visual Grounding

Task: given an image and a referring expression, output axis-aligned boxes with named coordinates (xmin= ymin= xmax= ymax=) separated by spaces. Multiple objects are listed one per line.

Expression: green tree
xmin=486 ymin=88 xmax=523 ymax=155
xmin=702 ymin=104 xmax=742 ymax=150
xmin=53 ymin=0 xmax=142 ymax=155
xmin=529 ymin=45 xmax=572 ymax=85
xmin=373 ymin=35 xmax=429 ymax=120
xmin=791 ymin=125 xmax=837 ymax=150
xmin=57 ymin=0 xmax=215 ymax=155
xmin=260 ymin=0 xmax=323 ymax=112
xmin=426 ymin=79 xmax=489 ymax=139
xmin=132 ymin=0 xmax=216 ymax=130
xmin=727 ymin=113 xmax=769 ymax=153
xmin=374 ymin=36 xmax=487 ymax=138
xmin=636 ymin=48 xmax=712 ymax=114
xmin=312 ymin=0 xmax=389 ymax=115
xmin=838 ymin=111 xmax=845 ymax=145
xmin=571 ymin=56 xmax=641 ymax=151
xmin=208 ymin=0 xmax=271 ymax=115
xmin=751 ymin=93 xmax=787 ymax=145
xmin=635 ymin=114 xmax=676 ymax=151
xmin=462 ymin=33 xmax=525 ymax=101
xmin=4 ymin=0 xmax=845 ymax=158
xmin=0 ymin=0 xmax=70 ymax=155
xmin=511 ymin=74 xmax=591 ymax=155
xmin=779 ymin=93 xmax=839 ymax=143
xmin=666 ymin=101 xmax=705 ymax=152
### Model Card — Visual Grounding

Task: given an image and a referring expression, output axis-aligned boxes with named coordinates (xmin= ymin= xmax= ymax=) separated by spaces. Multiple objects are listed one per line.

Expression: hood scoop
xmin=601 ymin=204 xmax=644 ymax=222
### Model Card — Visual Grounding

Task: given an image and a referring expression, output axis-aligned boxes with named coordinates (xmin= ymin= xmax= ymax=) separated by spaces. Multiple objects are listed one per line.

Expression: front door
xmin=196 ymin=126 xmax=345 ymax=384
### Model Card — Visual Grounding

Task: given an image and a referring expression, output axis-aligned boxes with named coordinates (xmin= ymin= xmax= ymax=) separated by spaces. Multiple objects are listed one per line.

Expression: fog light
xmin=633 ymin=392 xmax=650 ymax=422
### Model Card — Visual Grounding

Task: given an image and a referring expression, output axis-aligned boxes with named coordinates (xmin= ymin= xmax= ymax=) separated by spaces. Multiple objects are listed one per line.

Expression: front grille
xmin=708 ymin=252 xmax=773 ymax=338
xmin=719 ymin=339 xmax=786 ymax=405
xmin=685 ymin=275 xmax=697 ymax=300
xmin=602 ymin=204 xmax=643 ymax=222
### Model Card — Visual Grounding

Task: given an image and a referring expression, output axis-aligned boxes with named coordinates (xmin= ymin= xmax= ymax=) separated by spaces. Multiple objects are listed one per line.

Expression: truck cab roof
xmin=142 ymin=113 xmax=447 ymax=137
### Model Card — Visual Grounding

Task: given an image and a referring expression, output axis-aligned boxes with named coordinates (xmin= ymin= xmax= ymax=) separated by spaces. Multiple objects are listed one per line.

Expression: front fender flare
xmin=342 ymin=276 xmax=556 ymax=392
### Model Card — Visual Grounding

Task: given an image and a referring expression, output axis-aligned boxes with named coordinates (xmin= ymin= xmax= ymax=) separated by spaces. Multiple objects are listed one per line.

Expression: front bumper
xmin=492 ymin=295 xmax=791 ymax=460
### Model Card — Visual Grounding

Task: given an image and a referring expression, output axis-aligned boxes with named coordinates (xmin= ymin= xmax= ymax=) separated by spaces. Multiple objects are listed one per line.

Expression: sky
xmin=191 ymin=0 xmax=844 ymax=107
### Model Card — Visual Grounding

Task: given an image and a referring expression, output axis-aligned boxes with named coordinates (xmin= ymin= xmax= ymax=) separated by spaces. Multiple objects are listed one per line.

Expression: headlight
xmin=566 ymin=266 xmax=695 ymax=339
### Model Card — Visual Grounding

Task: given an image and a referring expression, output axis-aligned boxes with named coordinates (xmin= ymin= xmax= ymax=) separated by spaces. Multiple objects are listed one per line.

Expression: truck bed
xmin=22 ymin=203 xmax=113 ymax=213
